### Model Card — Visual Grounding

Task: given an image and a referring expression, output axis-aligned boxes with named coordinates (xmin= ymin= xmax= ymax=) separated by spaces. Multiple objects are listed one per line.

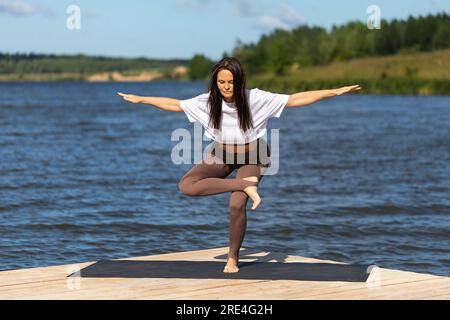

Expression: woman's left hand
xmin=334 ymin=85 xmax=361 ymax=96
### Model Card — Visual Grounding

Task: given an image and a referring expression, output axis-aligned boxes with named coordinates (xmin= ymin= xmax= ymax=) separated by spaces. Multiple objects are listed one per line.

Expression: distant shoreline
xmin=1 ymin=49 xmax=449 ymax=95
xmin=0 ymin=66 xmax=189 ymax=82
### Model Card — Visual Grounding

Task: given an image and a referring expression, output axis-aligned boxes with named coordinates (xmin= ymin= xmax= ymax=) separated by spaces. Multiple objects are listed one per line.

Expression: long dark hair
xmin=207 ymin=57 xmax=254 ymax=134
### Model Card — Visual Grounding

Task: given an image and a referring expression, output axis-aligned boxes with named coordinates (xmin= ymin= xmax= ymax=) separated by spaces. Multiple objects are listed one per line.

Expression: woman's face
xmin=217 ymin=69 xmax=234 ymax=102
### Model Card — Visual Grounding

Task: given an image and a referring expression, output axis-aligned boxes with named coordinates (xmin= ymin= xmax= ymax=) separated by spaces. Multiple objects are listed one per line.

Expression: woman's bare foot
xmin=242 ymin=176 xmax=261 ymax=210
xmin=223 ymin=256 xmax=239 ymax=273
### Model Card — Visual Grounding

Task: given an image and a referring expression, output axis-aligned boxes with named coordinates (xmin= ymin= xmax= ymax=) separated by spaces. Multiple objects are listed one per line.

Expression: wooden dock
xmin=0 ymin=246 xmax=448 ymax=299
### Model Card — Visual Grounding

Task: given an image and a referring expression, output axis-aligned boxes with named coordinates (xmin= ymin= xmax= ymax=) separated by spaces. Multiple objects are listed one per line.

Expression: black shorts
xmin=210 ymin=137 xmax=271 ymax=167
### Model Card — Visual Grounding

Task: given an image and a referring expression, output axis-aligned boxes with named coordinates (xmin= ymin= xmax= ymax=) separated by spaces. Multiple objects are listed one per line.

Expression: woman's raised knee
xmin=178 ymin=178 xmax=199 ymax=196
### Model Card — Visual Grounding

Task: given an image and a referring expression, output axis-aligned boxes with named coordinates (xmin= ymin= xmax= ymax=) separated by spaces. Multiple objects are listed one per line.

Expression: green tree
xmin=432 ymin=15 xmax=450 ymax=49
xmin=187 ymin=54 xmax=214 ymax=80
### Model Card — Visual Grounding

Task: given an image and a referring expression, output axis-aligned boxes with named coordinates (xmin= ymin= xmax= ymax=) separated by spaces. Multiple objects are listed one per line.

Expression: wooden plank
xmin=8 ymin=268 xmax=442 ymax=298
xmin=0 ymin=247 xmax=228 ymax=288
xmin=149 ymin=267 xmax=445 ymax=300
xmin=1 ymin=278 xmax=267 ymax=300
xmin=0 ymin=248 xmax=348 ymax=293
xmin=420 ymin=293 xmax=450 ymax=300
xmin=0 ymin=247 xmax=448 ymax=300
xmin=293 ymin=278 xmax=450 ymax=300
xmin=158 ymin=276 xmax=448 ymax=300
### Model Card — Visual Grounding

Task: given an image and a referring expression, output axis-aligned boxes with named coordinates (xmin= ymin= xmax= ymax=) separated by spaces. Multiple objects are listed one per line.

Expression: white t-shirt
xmin=179 ymin=88 xmax=290 ymax=144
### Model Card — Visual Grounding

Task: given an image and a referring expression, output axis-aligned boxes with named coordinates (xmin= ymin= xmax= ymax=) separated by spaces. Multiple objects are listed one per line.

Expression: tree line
xmin=189 ymin=12 xmax=450 ymax=78
xmin=0 ymin=53 xmax=187 ymax=75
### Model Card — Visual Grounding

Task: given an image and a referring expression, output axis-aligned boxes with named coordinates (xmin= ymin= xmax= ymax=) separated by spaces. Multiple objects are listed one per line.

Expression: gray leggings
xmin=178 ymin=138 xmax=270 ymax=258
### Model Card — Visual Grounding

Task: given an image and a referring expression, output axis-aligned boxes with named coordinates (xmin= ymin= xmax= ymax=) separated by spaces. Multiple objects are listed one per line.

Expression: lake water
xmin=0 ymin=81 xmax=449 ymax=277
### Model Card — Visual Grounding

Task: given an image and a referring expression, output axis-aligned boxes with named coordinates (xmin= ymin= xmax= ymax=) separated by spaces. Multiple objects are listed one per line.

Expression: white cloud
xmin=0 ymin=0 xmax=53 ymax=17
xmin=234 ymin=1 xmax=306 ymax=31
xmin=275 ymin=3 xmax=306 ymax=27
xmin=233 ymin=0 xmax=259 ymax=17
xmin=255 ymin=15 xmax=290 ymax=31
xmin=174 ymin=0 xmax=306 ymax=32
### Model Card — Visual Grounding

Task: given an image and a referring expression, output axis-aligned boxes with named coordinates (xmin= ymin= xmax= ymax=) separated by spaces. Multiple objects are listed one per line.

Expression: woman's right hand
xmin=117 ymin=92 xmax=142 ymax=104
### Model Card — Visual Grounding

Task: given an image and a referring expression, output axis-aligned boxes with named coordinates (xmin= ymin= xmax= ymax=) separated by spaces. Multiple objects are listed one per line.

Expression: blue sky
xmin=0 ymin=0 xmax=449 ymax=60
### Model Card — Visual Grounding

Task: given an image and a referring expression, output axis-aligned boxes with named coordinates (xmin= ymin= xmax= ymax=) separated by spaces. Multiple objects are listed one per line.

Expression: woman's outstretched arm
xmin=117 ymin=92 xmax=182 ymax=112
xmin=286 ymin=84 xmax=361 ymax=108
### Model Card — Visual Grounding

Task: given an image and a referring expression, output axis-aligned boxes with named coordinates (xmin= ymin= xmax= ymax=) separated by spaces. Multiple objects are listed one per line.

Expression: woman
xmin=118 ymin=57 xmax=361 ymax=273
